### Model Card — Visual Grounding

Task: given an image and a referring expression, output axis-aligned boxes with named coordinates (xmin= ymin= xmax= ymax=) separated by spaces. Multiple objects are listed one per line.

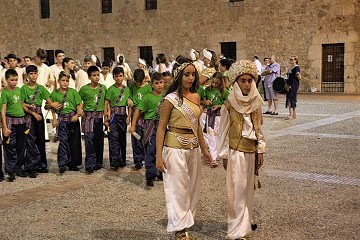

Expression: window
xmin=139 ymin=46 xmax=153 ymax=67
xmin=102 ymin=0 xmax=112 ymax=14
xmin=46 ymin=50 xmax=54 ymax=66
xmin=145 ymin=0 xmax=157 ymax=10
xmin=220 ymin=42 xmax=237 ymax=61
xmin=103 ymin=47 xmax=115 ymax=62
xmin=321 ymin=43 xmax=344 ymax=92
xmin=40 ymin=0 xmax=50 ymax=19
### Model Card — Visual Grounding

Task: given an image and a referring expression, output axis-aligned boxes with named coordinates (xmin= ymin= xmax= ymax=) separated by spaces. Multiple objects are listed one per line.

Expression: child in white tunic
xmin=217 ymin=60 xmax=266 ymax=240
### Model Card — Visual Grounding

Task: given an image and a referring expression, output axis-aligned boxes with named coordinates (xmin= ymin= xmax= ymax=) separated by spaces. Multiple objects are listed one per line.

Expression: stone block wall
xmin=0 ymin=0 xmax=359 ymax=93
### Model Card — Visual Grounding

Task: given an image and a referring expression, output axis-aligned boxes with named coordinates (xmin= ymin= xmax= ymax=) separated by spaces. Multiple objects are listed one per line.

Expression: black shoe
xmin=270 ymin=112 xmax=278 ymax=115
xmin=7 ymin=173 xmax=16 ymax=182
xmin=263 ymin=111 xmax=271 ymax=114
xmin=94 ymin=166 xmax=102 ymax=171
xmin=110 ymin=166 xmax=119 ymax=171
xmin=146 ymin=179 xmax=154 ymax=186
xmin=28 ymin=171 xmax=37 ymax=178
xmin=59 ymin=166 xmax=67 ymax=174
xmin=37 ymin=168 xmax=49 ymax=173
xmin=68 ymin=166 xmax=80 ymax=171
xmin=131 ymin=166 xmax=141 ymax=171
xmin=85 ymin=168 xmax=94 ymax=174
xmin=251 ymin=223 xmax=257 ymax=231
xmin=16 ymin=169 xmax=28 ymax=177
xmin=155 ymin=174 xmax=163 ymax=181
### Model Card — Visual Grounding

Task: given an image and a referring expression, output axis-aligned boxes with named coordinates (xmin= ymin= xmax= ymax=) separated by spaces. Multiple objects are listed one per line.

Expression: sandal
xmin=210 ymin=161 xmax=218 ymax=168
xmin=285 ymin=115 xmax=294 ymax=120
xmin=263 ymin=111 xmax=271 ymax=114
xmin=175 ymin=230 xmax=196 ymax=240
xmin=270 ymin=112 xmax=278 ymax=115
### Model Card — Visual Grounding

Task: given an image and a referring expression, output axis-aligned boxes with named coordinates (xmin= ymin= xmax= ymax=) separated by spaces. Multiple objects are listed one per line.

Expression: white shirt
xmin=254 ymin=59 xmax=262 ymax=75
xmin=154 ymin=63 xmax=172 ymax=73
xmin=100 ymin=72 xmax=115 ymax=89
xmin=49 ymin=64 xmax=63 ymax=82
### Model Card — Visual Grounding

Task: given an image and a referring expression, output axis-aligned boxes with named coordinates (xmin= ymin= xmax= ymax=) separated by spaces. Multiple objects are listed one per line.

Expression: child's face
xmin=64 ymin=60 xmax=75 ymax=71
xmin=114 ymin=73 xmax=124 ymax=85
xmin=102 ymin=66 xmax=110 ymax=74
xmin=27 ymin=72 xmax=38 ymax=83
xmin=236 ymin=74 xmax=253 ymax=96
xmin=151 ymin=79 xmax=164 ymax=93
xmin=8 ymin=58 xmax=17 ymax=69
xmin=6 ymin=75 xmax=18 ymax=88
xmin=83 ymin=61 xmax=92 ymax=70
xmin=56 ymin=53 xmax=65 ymax=64
xmin=24 ymin=58 xmax=33 ymax=66
xmin=163 ymin=76 xmax=172 ymax=89
xmin=211 ymin=78 xmax=221 ymax=89
xmin=89 ymin=71 xmax=100 ymax=84
xmin=181 ymin=65 xmax=196 ymax=90
xmin=135 ymin=80 xmax=144 ymax=87
xmin=58 ymin=76 xmax=70 ymax=89
xmin=219 ymin=64 xmax=226 ymax=73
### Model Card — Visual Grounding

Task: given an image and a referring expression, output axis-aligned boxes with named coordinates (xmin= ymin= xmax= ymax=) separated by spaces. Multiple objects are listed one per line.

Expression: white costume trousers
xmin=162 ymin=146 xmax=201 ymax=232
xmin=206 ymin=116 xmax=220 ymax=161
xmin=227 ymin=149 xmax=255 ymax=239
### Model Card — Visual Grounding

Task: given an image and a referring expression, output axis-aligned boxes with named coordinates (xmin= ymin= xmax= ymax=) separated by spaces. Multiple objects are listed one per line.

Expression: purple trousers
xmin=3 ymin=123 xmax=26 ymax=174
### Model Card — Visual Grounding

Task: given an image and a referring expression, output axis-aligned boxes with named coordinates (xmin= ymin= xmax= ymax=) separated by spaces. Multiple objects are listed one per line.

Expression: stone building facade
xmin=0 ymin=0 xmax=359 ymax=93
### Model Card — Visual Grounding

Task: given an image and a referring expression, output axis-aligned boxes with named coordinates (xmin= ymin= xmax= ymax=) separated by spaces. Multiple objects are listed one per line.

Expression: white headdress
xmin=203 ymin=49 xmax=212 ymax=61
xmin=190 ymin=49 xmax=196 ymax=61
xmin=138 ymin=58 xmax=146 ymax=66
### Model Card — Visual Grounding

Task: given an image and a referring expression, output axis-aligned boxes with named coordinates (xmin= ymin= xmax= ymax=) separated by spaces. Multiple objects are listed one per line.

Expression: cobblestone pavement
xmin=0 ymin=93 xmax=359 ymax=240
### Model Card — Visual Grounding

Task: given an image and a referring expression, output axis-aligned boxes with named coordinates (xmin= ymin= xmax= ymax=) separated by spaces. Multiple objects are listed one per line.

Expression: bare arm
xmin=1 ymin=104 xmax=11 ymax=137
xmin=129 ymin=108 xmax=141 ymax=133
xmin=156 ymin=100 xmax=173 ymax=172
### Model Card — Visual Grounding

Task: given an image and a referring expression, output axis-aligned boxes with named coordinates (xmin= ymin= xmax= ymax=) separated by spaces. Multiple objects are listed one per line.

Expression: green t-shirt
xmin=105 ymin=85 xmax=131 ymax=108
xmin=79 ymin=84 xmax=107 ymax=112
xmin=197 ymin=86 xmax=206 ymax=100
xmin=1 ymin=87 xmax=25 ymax=117
xmin=138 ymin=92 xmax=162 ymax=120
xmin=21 ymin=83 xmax=50 ymax=106
xmin=204 ymin=87 xmax=230 ymax=108
xmin=129 ymin=82 xmax=152 ymax=107
xmin=50 ymin=88 xmax=82 ymax=114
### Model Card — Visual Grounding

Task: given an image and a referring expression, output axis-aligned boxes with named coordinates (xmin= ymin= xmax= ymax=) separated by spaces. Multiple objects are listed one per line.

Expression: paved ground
xmin=0 ymin=93 xmax=359 ymax=240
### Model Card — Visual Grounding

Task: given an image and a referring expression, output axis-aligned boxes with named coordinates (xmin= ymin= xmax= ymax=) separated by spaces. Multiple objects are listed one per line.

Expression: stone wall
xmin=0 ymin=0 xmax=359 ymax=93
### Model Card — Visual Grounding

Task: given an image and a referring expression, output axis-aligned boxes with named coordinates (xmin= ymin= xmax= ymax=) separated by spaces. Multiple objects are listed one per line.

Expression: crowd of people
xmin=0 ymin=47 xmax=301 ymax=240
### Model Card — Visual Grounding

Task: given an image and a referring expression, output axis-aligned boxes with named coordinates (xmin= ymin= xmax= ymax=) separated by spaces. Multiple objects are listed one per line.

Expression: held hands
xmin=204 ymin=100 xmax=212 ymax=106
xmin=156 ymin=156 xmax=167 ymax=173
xmin=127 ymin=99 xmax=134 ymax=107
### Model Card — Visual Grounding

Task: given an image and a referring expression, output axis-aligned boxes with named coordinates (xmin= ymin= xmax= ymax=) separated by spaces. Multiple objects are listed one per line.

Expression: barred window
xmin=102 ymin=0 xmax=112 ymax=14
xmin=40 ymin=0 xmax=50 ymax=19
xmin=145 ymin=0 xmax=157 ymax=10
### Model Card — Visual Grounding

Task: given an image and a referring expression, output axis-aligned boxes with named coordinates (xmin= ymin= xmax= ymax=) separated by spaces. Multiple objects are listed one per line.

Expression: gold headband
xmin=173 ymin=62 xmax=193 ymax=78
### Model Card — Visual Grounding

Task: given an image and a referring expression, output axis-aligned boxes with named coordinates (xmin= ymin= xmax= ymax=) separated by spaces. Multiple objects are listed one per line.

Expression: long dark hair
xmin=62 ymin=57 xmax=76 ymax=80
xmin=165 ymin=56 xmax=199 ymax=102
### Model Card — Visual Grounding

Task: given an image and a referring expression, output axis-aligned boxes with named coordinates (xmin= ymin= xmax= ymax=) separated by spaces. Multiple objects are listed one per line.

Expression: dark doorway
xmin=321 ymin=43 xmax=344 ymax=92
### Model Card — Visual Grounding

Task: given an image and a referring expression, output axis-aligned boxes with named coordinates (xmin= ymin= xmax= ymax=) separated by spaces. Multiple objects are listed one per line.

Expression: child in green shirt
xmin=130 ymin=72 xmax=164 ymax=186
xmin=79 ymin=66 xmax=107 ymax=174
xmin=1 ymin=69 xmax=26 ymax=181
xmin=128 ymin=69 xmax=152 ymax=170
xmin=104 ymin=67 xmax=132 ymax=170
xmin=21 ymin=65 xmax=60 ymax=176
xmin=49 ymin=71 xmax=83 ymax=173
